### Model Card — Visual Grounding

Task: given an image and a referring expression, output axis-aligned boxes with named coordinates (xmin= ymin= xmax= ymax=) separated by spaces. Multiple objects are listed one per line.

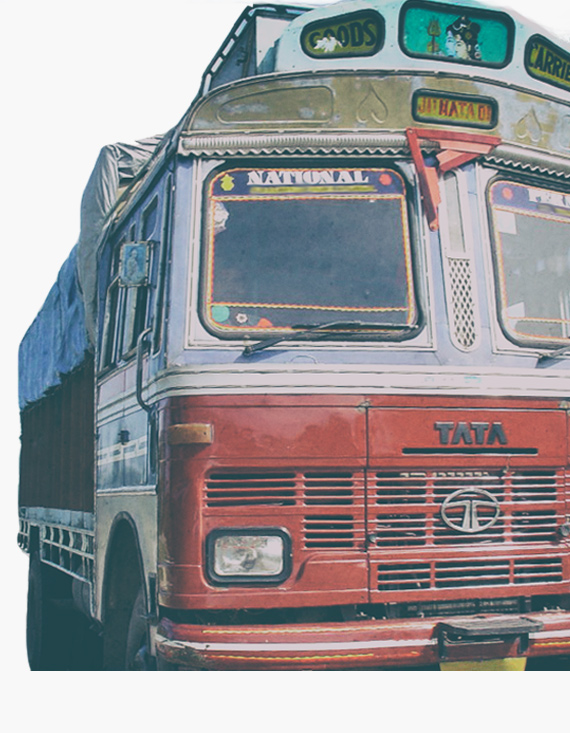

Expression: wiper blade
xmin=537 ymin=344 xmax=570 ymax=364
xmin=242 ymin=320 xmax=416 ymax=356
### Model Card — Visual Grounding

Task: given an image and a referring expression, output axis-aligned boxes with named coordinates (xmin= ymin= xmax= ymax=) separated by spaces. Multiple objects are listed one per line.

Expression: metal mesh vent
xmin=448 ymin=257 xmax=477 ymax=349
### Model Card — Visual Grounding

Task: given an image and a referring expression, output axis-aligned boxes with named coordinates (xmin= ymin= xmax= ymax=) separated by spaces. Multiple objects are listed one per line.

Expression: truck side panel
xmin=19 ymin=354 xmax=95 ymax=513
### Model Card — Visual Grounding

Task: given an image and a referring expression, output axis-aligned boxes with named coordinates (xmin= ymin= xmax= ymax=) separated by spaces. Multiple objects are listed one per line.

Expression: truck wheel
xmin=125 ymin=587 xmax=148 ymax=670
xmin=26 ymin=552 xmax=54 ymax=670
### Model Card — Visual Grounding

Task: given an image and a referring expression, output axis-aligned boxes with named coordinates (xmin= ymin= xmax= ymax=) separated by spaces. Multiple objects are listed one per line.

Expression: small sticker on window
xmin=495 ymin=210 xmax=517 ymax=235
xmin=506 ymin=302 xmax=525 ymax=319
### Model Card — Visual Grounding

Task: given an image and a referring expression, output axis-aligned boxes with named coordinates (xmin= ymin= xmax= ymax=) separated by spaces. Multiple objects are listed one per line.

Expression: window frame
xmin=486 ymin=174 xmax=570 ymax=348
xmin=99 ymin=196 xmax=160 ymax=371
xmin=198 ymin=162 xmax=424 ymax=344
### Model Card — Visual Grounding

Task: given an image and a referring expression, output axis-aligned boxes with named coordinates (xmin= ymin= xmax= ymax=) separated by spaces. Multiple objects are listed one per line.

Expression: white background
xmin=2 ymin=0 xmax=568 ymax=714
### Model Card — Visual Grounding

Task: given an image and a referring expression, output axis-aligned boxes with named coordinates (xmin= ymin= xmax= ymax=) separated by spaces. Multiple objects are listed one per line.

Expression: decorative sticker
xmin=301 ymin=10 xmax=384 ymax=59
xmin=525 ymin=35 xmax=570 ymax=93
xmin=118 ymin=242 xmax=150 ymax=286
xmin=400 ymin=1 xmax=514 ymax=68
xmin=210 ymin=168 xmax=404 ymax=197
xmin=491 ymin=181 xmax=570 ymax=216
xmin=412 ymin=90 xmax=498 ymax=128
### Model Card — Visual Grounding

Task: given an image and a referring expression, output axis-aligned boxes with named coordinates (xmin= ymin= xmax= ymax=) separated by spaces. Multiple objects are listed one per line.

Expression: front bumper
xmin=155 ymin=611 xmax=570 ymax=670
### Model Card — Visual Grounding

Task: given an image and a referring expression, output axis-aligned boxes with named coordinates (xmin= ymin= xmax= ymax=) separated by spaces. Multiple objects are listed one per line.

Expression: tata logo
xmin=441 ymin=489 xmax=501 ymax=534
xmin=434 ymin=421 xmax=508 ymax=446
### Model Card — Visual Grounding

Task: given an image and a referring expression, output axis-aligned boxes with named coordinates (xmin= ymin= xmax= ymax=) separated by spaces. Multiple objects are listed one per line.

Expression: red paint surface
xmin=157 ymin=393 xmax=569 ymax=614
xmin=156 ymin=610 xmax=570 ymax=670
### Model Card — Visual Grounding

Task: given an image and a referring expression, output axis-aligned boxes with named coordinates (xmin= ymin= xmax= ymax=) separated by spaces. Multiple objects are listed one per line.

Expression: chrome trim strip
xmin=155 ymin=634 xmax=437 ymax=653
xmin=179 ymin=132 xmax=410 ymax=157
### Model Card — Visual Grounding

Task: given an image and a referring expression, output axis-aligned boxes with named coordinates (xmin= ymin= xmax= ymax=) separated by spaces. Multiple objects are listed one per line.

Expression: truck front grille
xmin=372 ymin=468 xmax=564 ymax=547
xmin=204 ymin=467 xmax=567 ymax=568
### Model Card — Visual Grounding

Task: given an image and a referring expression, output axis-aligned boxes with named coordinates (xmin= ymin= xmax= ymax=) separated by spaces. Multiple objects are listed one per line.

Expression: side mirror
xmin=118 ymin=242 xmax=151 ymax=287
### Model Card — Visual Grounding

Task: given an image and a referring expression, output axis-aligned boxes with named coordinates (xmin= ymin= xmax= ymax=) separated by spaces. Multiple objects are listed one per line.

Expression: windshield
xmin=202 ymin=167 xmax=418 ymax=337
xmin=489 ymin=180 xmax=570 ymax=345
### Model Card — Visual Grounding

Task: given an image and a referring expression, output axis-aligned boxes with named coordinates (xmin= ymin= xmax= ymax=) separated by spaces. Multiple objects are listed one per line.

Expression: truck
xmin=19 ymin=0 xmax=570 ymax=670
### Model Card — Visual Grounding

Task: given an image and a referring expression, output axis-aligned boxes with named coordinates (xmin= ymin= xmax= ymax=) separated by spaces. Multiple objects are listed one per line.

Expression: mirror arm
xmin=136 ymin=328 xmax=153 ymax=414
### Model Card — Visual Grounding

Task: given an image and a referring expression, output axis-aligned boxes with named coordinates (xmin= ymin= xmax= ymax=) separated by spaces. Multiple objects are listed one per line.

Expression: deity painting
xmin=444 ymin=16 xmax=482 ymax=61
xmin=401 ymin=2 xmax=514 ymax=68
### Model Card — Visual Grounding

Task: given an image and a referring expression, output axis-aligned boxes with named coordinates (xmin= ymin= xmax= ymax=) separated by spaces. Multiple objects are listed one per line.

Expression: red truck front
xmin=146 ymin=1 xmax=570 ymax=667
xmin=155 ymin=392 xmax=570 ymax=670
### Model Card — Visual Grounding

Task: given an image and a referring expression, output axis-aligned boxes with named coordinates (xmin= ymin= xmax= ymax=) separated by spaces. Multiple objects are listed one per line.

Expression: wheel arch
xmin=101 ymin=512 xmax=147 ymax=668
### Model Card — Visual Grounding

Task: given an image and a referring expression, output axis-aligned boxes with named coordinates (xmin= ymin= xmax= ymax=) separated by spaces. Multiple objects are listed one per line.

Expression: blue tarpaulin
xmin=18 ymin=137 xmax=162 ymax=409
xmin=18 ymin=247 xmax=89 ymax=408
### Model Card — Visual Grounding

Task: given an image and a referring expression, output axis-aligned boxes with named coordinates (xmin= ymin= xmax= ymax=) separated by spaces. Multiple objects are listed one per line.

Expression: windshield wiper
xmin=242 ymin=320 xmax=417 ymax=356
xmin=537 ymin=344 xmax=570 ymax=364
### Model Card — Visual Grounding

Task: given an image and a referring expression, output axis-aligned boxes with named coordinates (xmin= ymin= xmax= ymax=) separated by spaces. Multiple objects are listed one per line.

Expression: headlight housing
xmin=206 ymin=528 xmax=291 ymax=585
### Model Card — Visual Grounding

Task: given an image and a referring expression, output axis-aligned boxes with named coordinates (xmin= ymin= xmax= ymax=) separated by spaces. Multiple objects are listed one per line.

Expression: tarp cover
xmin=19 ymin=137 xmax=162 ymax=409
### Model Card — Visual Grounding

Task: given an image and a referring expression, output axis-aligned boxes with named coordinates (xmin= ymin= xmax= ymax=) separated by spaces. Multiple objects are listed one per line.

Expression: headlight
xmin=206 ymin=529 xmax=291 ymax=585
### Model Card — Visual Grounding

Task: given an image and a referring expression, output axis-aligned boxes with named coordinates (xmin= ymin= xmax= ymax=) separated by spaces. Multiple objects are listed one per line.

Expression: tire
xmin=67 ymin=611 xmax=103 ymax=671
xmin=125 ymin=587 xmax=148 ymax=670
xmin=27 ymin=551 xmax=102 ymax=670
xmin=26 ymin=552 xmax=60 ymax=670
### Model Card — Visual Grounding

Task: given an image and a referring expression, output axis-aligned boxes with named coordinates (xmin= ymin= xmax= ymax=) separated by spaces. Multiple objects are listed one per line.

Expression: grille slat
xmin=513 ymin=558 xmax=563 ymax=584
xmin=205 ymin=470 xmax=361 ymax=508
xmin=304 ymin=515 xmax=357 ymax=548
xmin=205 ymin=469 xmax=365 ymax=549
xmin=378 ymin=563 xmax=431 ymax=591
xmin=376 ymin=515 xmax=427 ymax=546
xmin=205 ymin=471 xmax=297 ymax=507
xmin=377 ymin=557 xmax=564 ymax=591
xmin=435 ymin=560 xmax=511 ymax=588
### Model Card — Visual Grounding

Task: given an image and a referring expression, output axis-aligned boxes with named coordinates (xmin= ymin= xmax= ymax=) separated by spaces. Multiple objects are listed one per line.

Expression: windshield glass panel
xmin=489 ymin=180 xmax=570 ymax=344
xmin=202 ymin=167 xmax=418 ymax=337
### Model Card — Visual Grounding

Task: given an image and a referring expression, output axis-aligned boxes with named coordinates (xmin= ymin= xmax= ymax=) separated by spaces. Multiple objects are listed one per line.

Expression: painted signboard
xmin=400 ymin=0 xmax=514 ymax=68
xmin=301 ymin=10 xmax=384 ymax=58
xmin=525 ymin=35 xmax=570 ymax=93
xmin=412 ymin=90 xmax=498 ymax=128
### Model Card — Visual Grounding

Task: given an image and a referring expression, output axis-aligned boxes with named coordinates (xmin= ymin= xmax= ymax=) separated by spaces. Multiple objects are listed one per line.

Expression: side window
xmin=152 ymin=175 xmax=173 ymax=354
xmin=488 ymin=178 xmax=570 ymax=345
xmin=101 ymin=241 xmax=125 ymax=368
xmin=119 ymin=200 xmax=158 ymax=357
xmin=100 ymin=196 xmax=159 ymax=369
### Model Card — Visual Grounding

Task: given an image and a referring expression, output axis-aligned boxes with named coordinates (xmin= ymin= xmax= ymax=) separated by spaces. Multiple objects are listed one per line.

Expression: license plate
xmin=440 ymin=658 xmax=527 ymax=671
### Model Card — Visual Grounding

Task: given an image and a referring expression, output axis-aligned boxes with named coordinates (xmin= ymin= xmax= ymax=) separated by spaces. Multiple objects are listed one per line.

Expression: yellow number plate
xmin=440 ymin=658 xmax=527 ymax=671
